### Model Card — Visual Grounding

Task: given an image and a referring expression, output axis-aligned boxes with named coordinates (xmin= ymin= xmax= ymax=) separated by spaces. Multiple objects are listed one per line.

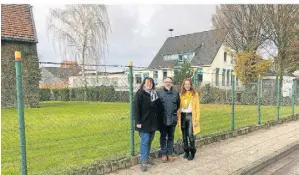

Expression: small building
xmin=1 ymin=4 xmax=40 ymax=107
xmin=68 ymin=67 xmax=141 ymax=91
xmin=263 ymin=72 xmax=297 ymax=98
xmin=40 ymin=66 xmax=81 ymax=89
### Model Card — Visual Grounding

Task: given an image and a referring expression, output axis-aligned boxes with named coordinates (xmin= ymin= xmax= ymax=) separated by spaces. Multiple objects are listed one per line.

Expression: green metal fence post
xmin=15 ymin=51 xmax=27 ymax=175
xmin=258 ymin=74 xmax=261 ymax=125
xmin=292 ymin=79 xmax=297 ymax=117
xmin=231 ymin=73 xmax=235 ymax=131
xmin=276 ymin=76 xmax=281 ymax=120
xmin=128 ymin=61 xmax=135 ymax=156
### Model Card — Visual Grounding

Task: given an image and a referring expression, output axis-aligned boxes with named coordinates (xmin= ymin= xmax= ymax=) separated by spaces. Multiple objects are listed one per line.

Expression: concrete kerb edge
xmin=70 ymin=114 xmax=299 ymax=175
xmin=235 ymin=141 xmax=299 ymax=175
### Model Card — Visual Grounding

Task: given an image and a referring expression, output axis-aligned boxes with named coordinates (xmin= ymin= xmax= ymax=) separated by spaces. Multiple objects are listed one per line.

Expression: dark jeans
xmin=159 ymin=124 xmax=176 ymax=156
xmin=181 ymin=112 xmax=195 ymax=151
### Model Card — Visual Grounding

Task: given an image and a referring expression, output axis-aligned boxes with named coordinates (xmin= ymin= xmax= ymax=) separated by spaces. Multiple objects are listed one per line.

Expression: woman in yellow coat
xmin=177 ymin=78 xmax=200 ymax=161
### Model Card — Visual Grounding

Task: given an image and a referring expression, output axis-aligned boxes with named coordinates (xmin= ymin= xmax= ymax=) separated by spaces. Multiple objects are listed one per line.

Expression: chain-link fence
xmin=1 ymin=58 xmax=299 ymax=174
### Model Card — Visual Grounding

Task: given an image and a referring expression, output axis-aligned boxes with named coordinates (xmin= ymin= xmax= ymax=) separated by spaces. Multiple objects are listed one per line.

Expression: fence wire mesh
xmin=234 ymin=82 xmax=259 ymax=129
xmin=1 ymin=60 xmax=299 ymax=174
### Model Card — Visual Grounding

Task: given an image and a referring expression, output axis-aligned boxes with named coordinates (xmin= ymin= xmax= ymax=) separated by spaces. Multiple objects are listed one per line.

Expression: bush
xmin=69 ymin=86 xmax=118 ymax=102
xmin=43 ymin=86 xmax=130 ymax=102
xmin=114 ymin=91 xmax=129 ymax=102
xmin=240 ymin=84 xmax=258 ymax=105
xmin=98 ymin=86 xmax=115 ymax=102
xmin=199 ymin=84 xmax=231 ymax=104
xmin=70 ymin=88 xmax=85 ymax=101
xmin=86 ymin=87 xmax=100 ymax=101
xmin=53 ymin=88 xmax=70 ymax=101
xmin=39 ymin=88 xmax=51 ymax=101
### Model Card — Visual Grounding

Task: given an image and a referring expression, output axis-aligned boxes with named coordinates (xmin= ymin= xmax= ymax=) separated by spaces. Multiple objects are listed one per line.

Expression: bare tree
xmin=212 ymin=4 xmax=271 ymax=86
xmin=263 ymin=5 xmax=299 ymax=77
xmin=262 ymin=5 xmax=299 ymax=101
xmin=212 ymin=4 xmax=299 ymax=98
xmin=212 ymin=4 xmax=267 ymax=53
xmin=47 ymin=4 xmax=110 ymax=100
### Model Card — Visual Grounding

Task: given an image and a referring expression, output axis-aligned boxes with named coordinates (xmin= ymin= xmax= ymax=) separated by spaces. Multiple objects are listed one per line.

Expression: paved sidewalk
xmin=109 ymin=120 xmax=299 ymax=175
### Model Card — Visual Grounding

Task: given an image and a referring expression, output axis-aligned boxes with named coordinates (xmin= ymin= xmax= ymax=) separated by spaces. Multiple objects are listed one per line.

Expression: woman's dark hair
xmin=165 ymin=77 xmax=173 ymax=82
xmin=139 ymin=77 xmax=155 ymax=90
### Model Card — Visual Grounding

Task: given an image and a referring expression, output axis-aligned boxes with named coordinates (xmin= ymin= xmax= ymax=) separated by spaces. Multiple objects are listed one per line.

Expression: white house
xmin=133 ymin=29 xmax=243 ymax=89
xmin=69 ymin=67 xmax=143 ymax=92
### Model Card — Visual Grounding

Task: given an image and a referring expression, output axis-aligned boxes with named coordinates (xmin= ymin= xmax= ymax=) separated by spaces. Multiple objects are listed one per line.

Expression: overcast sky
xmin=32 ymin=4 xmax=216 ymax=67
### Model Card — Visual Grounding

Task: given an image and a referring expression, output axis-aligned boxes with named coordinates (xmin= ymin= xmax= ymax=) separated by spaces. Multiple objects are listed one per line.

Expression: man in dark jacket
xmin=157 ymin=77 xmax=180 ymax=162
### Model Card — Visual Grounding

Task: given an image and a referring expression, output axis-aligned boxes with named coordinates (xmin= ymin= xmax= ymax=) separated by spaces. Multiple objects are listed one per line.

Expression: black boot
xmin=188 ymin=149 xmax=196 ymax=161
xmin=183 ymin=149 xmax=189 ymax=159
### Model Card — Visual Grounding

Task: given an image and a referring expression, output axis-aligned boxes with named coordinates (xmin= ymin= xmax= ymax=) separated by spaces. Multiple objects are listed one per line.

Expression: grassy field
xmin=2 ymin=101 xmax=298 ymax=174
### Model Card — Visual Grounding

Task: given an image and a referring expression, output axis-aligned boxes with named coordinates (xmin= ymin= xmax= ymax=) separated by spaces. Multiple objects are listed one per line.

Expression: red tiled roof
xmin=1 ymin=4 xmax=37 ymax=42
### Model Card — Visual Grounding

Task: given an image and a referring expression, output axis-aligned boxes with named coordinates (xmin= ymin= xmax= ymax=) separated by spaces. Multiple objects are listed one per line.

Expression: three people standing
xmin=134 ymin=76 xmax=200 ymax=172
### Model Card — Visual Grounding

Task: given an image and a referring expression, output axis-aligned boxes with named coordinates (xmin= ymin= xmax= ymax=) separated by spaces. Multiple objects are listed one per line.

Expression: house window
xmin=227 ymin=70 xmax=230 ymax=86
xmin=197 ymin=68 xmax=203 ymax=85
xmin=163 ymin=55 xmax=167 ymax=61
xmin=224 ymin=52 xmax=227 ymax=62
xmin=154 ymin=71 xmax=158 ymax=78
xmin=164 ymin=53 xmax=194 ymax=62
xmin=135 ymin=74 xmax=142 ymax=84
xmin=197 ymin=68 xmax=203 ymax=84
xmin=230 ymin=71 xmax=238 ymax=87
xmin=231 ymin=56 xmax=234 ymax=64
xmin=198 ymin=74 xmax=203 ymax=85
xmin=216 ymin=68 xmax=219 ymax=86
xmin=153 ymin=71 xmax=158 ymax=85
xmin=222 ymin=69 xmax=226 ymax=86
xmin=183 ymin=54 xmax=188 ymax=61
xmin=143 ymin=73 xmax=149 ymax=79
xmin=178 ymin=55 xmax=183 ymax=63
xmin=163 ymin=69 xmax=167 ymax=80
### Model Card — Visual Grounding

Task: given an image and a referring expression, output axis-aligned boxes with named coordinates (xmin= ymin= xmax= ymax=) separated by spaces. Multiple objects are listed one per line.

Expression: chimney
xmin=169 ymin=29 xmax=174 ymax=37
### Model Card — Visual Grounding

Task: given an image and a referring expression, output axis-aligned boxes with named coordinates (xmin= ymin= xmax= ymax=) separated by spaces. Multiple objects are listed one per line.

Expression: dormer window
xmin=163 ymin=52 xmax=195 ymax=62
xmin=178 ymin=55 xmax=183 ymax=63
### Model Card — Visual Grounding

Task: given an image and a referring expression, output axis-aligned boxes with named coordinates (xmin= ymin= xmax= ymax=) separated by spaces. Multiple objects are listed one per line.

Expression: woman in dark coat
xmin=134 ymin=77 xmax=163 ymax=172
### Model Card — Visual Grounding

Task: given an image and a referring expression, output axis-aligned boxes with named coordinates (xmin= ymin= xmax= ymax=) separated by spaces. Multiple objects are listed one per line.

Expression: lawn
xmin=2 ymin=101 xmax=298 ymax=174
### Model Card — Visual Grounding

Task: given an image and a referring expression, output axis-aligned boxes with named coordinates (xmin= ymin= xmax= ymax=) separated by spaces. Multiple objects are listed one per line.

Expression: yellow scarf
xmin=181 ymin=91 xmax=193 ymax=109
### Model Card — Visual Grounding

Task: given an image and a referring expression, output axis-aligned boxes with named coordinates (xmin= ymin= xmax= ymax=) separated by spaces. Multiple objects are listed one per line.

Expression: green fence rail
xmin=2 ymin=57 xmax=299 ymax=174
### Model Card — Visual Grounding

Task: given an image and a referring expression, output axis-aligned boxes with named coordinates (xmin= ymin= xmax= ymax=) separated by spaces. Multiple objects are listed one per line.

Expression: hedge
xmin=39 ymin=88 xmax=51 ymax=101
xmin=53 ymin=88 xmax=70 ymax=101
xmin=46 ymin=86 xmax=129 ymax=102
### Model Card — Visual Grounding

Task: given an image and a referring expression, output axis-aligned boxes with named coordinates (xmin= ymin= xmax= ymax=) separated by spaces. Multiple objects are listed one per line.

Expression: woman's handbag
xmin=173 ymin=138 xmax=185 ymax=155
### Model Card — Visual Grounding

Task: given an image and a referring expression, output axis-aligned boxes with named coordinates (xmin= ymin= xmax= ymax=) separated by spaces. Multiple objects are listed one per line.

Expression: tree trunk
xmin=82 ymin=46 xmax=88 ymax=101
